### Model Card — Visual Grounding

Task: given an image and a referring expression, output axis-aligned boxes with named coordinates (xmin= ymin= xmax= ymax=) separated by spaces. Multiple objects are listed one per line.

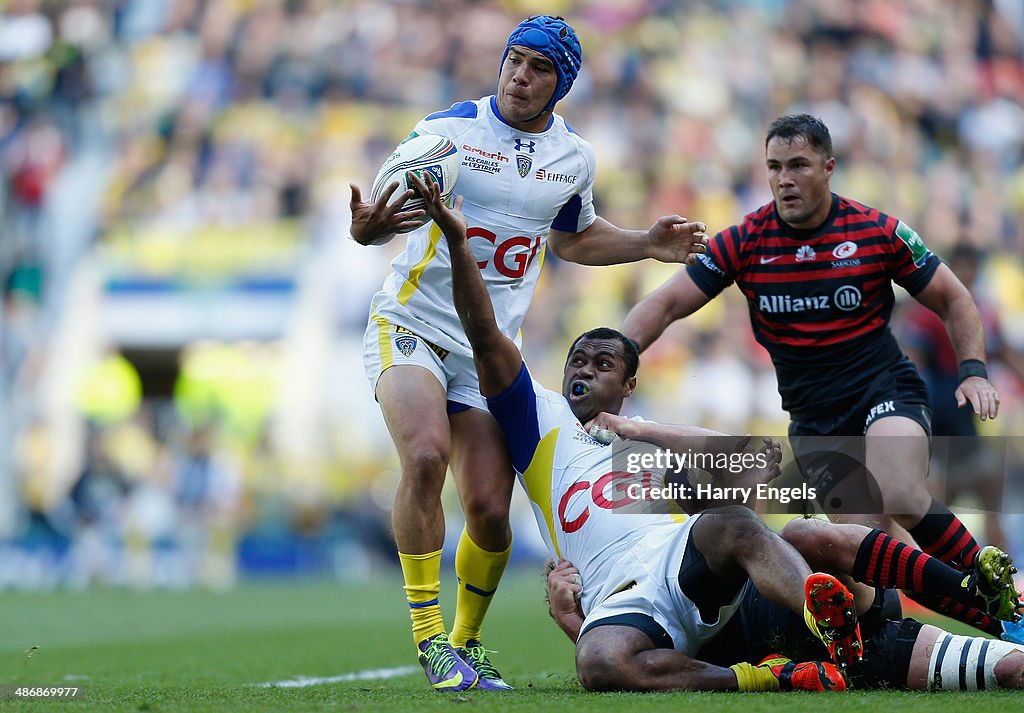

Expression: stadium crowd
xmin=1 ymin=0 xmax=1023 ymax=587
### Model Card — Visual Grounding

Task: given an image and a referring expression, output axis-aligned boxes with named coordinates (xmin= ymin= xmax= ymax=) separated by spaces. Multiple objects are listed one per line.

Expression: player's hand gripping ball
xmin=369 ymin=134 xmax=461 ymax=233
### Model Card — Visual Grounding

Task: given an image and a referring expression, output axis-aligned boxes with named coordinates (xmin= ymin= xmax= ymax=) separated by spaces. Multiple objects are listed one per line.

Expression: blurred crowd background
xmin=1 ymin=0 xmax=1023 ymax=590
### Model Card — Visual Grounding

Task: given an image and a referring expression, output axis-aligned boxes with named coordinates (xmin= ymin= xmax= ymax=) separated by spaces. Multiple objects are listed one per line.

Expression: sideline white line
xmin=255 ymin=665 xmax=420 ymax=688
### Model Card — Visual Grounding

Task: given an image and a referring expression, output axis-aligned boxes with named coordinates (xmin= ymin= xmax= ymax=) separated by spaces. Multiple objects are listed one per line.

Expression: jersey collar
xmin=775 ymin=193 xmax=840 ymax=241
xmin=489 ymin=95 xmax=554 ymax=133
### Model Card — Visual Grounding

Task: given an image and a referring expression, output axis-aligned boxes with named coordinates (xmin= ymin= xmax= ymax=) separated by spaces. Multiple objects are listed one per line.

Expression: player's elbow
xmin=546 ymin=232 xmax=574 ymax=262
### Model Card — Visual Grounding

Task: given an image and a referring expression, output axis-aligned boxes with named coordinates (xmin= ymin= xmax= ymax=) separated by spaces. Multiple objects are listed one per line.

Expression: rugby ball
xmin=369 ymin=134 xmax=460 ymax=233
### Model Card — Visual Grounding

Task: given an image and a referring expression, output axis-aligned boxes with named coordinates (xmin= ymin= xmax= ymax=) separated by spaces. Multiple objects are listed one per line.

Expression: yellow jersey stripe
xmin=374 ymin=314 xmax=392 ymax=370
xmin=522 ymin=428 xmax=561 ymax=558
xmin=397 ymin=222 xmax=443 ymax=305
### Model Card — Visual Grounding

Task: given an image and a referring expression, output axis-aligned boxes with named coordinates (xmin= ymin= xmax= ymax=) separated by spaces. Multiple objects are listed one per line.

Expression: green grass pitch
xmin=0 ymin=571 xmax=1016 ymax=711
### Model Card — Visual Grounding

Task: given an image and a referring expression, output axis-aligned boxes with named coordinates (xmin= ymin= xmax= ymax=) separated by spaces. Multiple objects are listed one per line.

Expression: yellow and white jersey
xmin=370 ymin=96 xmax=597 ymax=358
xmin=486 ymin=363 xmax=688 ymax=617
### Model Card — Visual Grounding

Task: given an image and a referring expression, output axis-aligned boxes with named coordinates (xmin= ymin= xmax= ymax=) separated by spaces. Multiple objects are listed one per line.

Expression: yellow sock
xmin=730 ymin=661 xmax=781 ymax=692
xmin=803 ymin=603 xmax=826 ymax=644
xmin=398 ymin=550 xmax=445 ymax=648
xmin=450 ymin=528 xmax=511 ymax=647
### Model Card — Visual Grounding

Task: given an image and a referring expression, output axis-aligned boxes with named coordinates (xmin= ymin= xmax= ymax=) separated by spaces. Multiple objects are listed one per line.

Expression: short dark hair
xmin=766 ymin=114 xmax=833 ymax=158
xmin=565 ymin=327 xmax=640 ymax=381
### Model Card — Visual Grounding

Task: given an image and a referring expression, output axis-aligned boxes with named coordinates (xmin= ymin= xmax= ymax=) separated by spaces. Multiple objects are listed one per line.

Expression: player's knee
xmin=995 ymin=652 xmax=1024 ymax=689
xmin=575 ymin=645 xmax=626 ymax=691
xmin=400 ymin=445 xmax=450 ymax=488
xmin=710 ymin=505 xmax=771 ymax=548
xmin=780 ymin=517 xmax=834 ymax=562
xmin=460 ymin=492 xmax=510 ymax=534
xmin=879 ymin=480 xmax=930 ymax=519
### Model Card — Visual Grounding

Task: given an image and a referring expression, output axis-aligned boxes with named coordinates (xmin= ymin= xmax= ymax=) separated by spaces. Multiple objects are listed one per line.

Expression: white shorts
xmin=362 ymin=312 xmax=487 ymax=412
xmin=579 ymin=514 xmax=749 ymax=657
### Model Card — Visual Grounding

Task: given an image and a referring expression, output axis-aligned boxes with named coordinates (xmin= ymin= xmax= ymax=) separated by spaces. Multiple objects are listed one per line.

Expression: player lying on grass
xmin=409 ymin=171 xmax=865 ymax=692
xmin=412 ymin=171 xmax=1024 ymax=693
xmin=548 ymin=517 xmax=1024 ymax=691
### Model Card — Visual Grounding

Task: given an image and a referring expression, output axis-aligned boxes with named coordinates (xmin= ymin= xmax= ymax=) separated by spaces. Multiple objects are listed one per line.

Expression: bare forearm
xmin=448 ymin=236 xmax=502 ymax=350
xmin=622 ymin=421 xmax=750 ymax=507
xmin=944 ymin=294 xmax=987 ymax=364
xmin=551 ymin=218 xmax=650 ymax=266
xmin=623 ymin=292 xmax=678 ymax=352
xmin=407 ymin=175 xmax=523 ymax=397
xmin=615 ymin=420 xmax=727 ymax=453
xmin=916 ymin=264 xmax=987 ymax=365
xmin=553 ymin=610 xmax=583 ymax=641
xmin=447 ymin=232 xmax=524 ymax=395
xmin=623 ymin=271 xmax=710 ymax=352
xmin=547 ymin=561 xmax=585 ymax=642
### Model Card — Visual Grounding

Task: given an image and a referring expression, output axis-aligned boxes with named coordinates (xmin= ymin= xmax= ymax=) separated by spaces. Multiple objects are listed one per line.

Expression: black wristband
xmin=958 ymin=359 xmax=988 ymax=383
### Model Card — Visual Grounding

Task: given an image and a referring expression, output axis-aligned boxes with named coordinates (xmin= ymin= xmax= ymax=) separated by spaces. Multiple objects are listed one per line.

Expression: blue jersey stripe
xmin=551 ymin=194 xmax=583 ymax=232
xmin=408 ymin=598 xmax=439 ymax=609
xmin=486 ymin=362 xmax=542 ymax=473
xmin=425 ymin=101 xmax=478 ymax=121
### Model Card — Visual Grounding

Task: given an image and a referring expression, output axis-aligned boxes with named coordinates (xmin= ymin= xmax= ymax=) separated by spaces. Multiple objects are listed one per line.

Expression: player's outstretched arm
xmin=408 ymin=173 xmax=522 ymax=396
xmin=622 ymin=269 xmax=713 ymax=352
xmin=585 ymin=413 xmax=781 ymax=510
xmin=348 ymin=182 xmax=426 ymax=245
xmin=913 ymin=263 xmax=999 ymax=420
xmin=584 ymin=412 xmax=745 ymax=455
xmin=548 ymin=215 xmax=709 ymax=267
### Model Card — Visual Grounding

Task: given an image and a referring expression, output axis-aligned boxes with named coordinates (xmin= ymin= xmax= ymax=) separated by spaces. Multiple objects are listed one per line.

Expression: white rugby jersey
xmin=370 ymin=96 xmax=597 ymax=356
xmin=486 ymin=363 xmax=688 ymax=616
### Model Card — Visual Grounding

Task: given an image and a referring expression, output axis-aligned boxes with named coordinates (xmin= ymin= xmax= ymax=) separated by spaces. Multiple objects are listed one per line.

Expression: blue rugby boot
xmin=417 ymin=633 xmax=479 ymax=691
xmin=1001 ymin=618 xmax=1024 ymax=645
xmin=456 ymin=639 xmax=513 ymax=691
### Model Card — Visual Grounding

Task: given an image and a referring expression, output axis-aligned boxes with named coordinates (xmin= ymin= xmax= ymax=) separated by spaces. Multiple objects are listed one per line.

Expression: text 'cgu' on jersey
xmin=370 ymin=96 xmax=597 ymax=358
xmin=486 ymin=362 xmax=687 ymax=617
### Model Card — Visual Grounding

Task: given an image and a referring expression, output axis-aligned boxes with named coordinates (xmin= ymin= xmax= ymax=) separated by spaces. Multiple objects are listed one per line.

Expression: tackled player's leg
xmin=574 ymin=617 xmax=843 ymax=691
xmin=907 ymin=624 xmax=1024 ymax=690
xmin=781 ymin=517 xmax=1022 ymax=629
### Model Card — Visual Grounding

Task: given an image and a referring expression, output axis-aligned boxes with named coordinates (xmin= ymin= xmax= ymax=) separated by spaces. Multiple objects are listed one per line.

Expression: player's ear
xmin=623 ymin=376 xmax=636 ymax=397
xmin=824 ymin=156 xmax=836 ymax=178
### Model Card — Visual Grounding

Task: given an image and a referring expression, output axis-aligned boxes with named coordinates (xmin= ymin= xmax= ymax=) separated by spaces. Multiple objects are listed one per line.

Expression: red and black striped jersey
xmin=687 ymin=193 xmax=940 ymax=418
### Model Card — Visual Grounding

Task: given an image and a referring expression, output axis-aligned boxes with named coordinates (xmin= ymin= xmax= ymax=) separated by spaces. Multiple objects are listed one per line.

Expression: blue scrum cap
xmin=501 ymin=15 xmax=582 ymax=112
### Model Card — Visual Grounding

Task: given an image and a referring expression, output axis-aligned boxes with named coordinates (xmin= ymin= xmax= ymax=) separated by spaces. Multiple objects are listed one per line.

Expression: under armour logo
xmin=514 ymin=139 xmax=536 ymax=153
